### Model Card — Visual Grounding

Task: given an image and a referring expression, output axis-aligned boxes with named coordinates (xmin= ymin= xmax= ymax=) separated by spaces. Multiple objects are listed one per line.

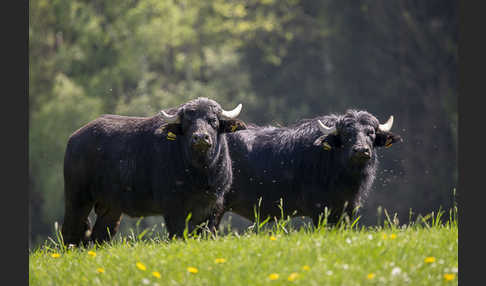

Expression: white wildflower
xmin=391 ymin=267 xmax=402 ymax=276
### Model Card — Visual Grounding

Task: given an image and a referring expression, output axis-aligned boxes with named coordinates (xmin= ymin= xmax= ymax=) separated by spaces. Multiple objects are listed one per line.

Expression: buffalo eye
xmin=208 ymin=117 xmax=218 ymax=127
xmin=367 ymin=129 xmax=375 ymax=137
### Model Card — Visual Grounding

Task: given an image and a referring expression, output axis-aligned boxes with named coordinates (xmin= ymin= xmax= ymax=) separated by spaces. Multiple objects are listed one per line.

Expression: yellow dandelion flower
xmin=270 ymin=236 xmax=277 ymax=241
xmin=214 ymin=258 xmax=226 ymax=264
xmin=302 ymin=265 xmax=310 ymax=271
xmin=268 ymin=273 xmax=279 ymax=280
xmin=97 ymin=268 xmax=105 ymax=273
xmin=136 ymin=262 xmax=147 ymax=271
xmin=152 ymin=271 xmax=161 ymax=279
xmin=287 ymin=272 xmax=299 ymax=281
xmin=443 ymin=273 xmax=455 ymax=281
xmin=382 ymin=234 xmax=388 ymax=240
xmin=390 ymin=234 xmax=397 ymax=239
xmin=87 ymin=251 xmax=96 ymax=257
xmin=51 ymin=253 xmax=61 ymax=258
xmin=424 ymin=257 xmax=436 ymax=263
xmin=187 ymin=267 xmax=198 ymax=274
xmin=367 ymin=273 xmax=376 ymax=279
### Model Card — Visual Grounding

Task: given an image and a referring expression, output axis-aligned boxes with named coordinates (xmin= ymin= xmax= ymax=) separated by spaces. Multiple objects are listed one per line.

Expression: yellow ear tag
xmin=230 ymin=124 xmax=239 ymax=132
xmin=385 ymin=138 xmax=393 ymax=148
xmin=167 ymin=131 xmax=177 ymax=141
xmin=322 ymin=142 xmax=332 ymax=151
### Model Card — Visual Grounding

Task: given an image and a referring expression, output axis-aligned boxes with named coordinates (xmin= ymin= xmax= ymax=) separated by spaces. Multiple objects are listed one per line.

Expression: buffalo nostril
xmin=353 ymin=147 xmax=371 ymax=158
xmin=192 ymin=134 xmax=211 ymax=147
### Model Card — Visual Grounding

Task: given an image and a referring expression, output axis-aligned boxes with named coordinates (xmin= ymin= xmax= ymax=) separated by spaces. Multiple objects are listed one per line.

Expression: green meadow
xmin=29 ymin=211 xmax=458 ymax=286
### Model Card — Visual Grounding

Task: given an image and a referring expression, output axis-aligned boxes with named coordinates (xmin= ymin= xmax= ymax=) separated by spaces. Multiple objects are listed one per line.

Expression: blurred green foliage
xmin=29 ymin=0 xmax=457 ymax=247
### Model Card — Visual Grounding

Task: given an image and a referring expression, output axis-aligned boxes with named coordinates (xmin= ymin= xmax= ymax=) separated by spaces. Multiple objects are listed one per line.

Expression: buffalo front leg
xmin=203 ymin=196 xmax=225 ymax=234
xmin=62 ymin=199 xmax=93 ymax=247
xmin=91 ymin=203 xmax=122 ymax=244
xmin=207 ymin=205 xmax=225 ymax=234
xmin=164 ymin=215 xmax=187 ymax=239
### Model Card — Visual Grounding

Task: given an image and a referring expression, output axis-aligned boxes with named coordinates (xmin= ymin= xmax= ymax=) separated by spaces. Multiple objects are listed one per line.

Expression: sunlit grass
xmin=29 ymin=207 xmax=458 ymax=285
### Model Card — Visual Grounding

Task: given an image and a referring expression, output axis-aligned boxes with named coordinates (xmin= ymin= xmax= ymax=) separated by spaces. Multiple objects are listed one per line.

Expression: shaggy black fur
xmin=220 ymin=110 xmax=402 ymax=226
xmin=61 ymin=98 xmax=246 ymax=245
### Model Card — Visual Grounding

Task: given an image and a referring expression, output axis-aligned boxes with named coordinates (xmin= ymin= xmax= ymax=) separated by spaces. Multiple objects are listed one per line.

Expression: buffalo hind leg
xmin=311 ymin=209 xmax=340 ymax=228
xmin=91 ymin=203 xmax=122 ymax=244
xmin=312 ymin=205 xmax=356 ymax=229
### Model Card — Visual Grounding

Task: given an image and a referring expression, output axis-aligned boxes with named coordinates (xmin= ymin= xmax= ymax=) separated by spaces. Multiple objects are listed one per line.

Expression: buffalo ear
xmin=220 ymin=119 xmax=247 ymax=133
xmin=313 ymin=135 xmax=327 ymax=146
xmin=375 ymin=131 xmax=402 ymax=148
xmin=154 ymin=123 xmax=183 ymax=137
xmin=313 ymin=134 xmax=341 ymax=150
xmin=166 ymin=123 xmax=183 ymax=135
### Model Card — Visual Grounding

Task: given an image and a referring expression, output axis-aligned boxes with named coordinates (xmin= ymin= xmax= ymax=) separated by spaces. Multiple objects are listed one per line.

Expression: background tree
xmin=29 ymin=0 xmax=457 ymax=247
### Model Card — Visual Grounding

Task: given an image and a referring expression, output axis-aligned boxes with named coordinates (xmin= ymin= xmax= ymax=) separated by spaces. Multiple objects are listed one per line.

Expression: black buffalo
xmin=61 ymin=98 xmax=246 ymax=245
xmin=220 ymin=110 xmax=402 ymax=227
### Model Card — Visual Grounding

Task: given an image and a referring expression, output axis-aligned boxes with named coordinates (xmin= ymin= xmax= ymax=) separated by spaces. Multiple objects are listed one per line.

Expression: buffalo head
xmin=160 ymin=98 xmax=246 ymax=168
xmin=313 ymin=110 xmax=402 ymax=165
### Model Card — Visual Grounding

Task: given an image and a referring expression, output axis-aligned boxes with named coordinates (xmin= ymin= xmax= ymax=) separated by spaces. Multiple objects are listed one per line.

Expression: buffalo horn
xmin=378 ymin=115 xmax=394 ymax=132
xmin=317 ymin=120 xmax=337 ymax=135
xmin=160 ymin=110 xmax=180 ymax=124
xmin=221 ymin=103 xmax=243 ymax=120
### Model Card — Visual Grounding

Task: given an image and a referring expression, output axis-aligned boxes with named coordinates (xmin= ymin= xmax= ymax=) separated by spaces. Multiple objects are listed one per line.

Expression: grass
xmin=29 ymin=208 xmax=458 ymax=286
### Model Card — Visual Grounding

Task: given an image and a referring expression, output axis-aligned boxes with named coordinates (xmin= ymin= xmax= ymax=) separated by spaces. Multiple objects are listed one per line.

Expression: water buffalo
xmin=61 ymin=98 xmax=246 ymax=245
xmin=220 ymin=109 xmax=402 ymax=227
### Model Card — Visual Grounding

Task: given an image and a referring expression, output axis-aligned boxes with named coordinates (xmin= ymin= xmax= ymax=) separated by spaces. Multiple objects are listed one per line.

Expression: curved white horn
xmin=317 ymin=120 xmax=336 ymax=135
xmin=160 ymin=110 xmax=180 ymax=124
xmin=378 ymin=115 xmax=394 ymax=132
xmin=221 ymin=103 xmax=242 ymax=120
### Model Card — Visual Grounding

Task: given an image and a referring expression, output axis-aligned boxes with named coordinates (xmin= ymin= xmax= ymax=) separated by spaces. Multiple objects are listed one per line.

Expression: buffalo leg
xmin=205 ymin=196 xmax=225 ymax=234
xmin=207 ymin=207 xmax=225 ymax=234
xmin=91 ymin=204 xmax=122 ymax=244
xmin=192 ymin=205 xmax=225 ymax=236
xmin=62 ymin=202 xmax=93 ymax=247
xmin=165 ymin=208 xmax=224 ymax=239
xmin=312 ymin=203 xmax=356 ymax=228
xmin=311 ymin=209 xmax=339 ymax=228
xmin=164 ymin=215 xmax=187 ymax=239
xmin=311 ymin=215 xmax=320 ymax=229
xmin=188 ymin=213 xmax=219 ymax=237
